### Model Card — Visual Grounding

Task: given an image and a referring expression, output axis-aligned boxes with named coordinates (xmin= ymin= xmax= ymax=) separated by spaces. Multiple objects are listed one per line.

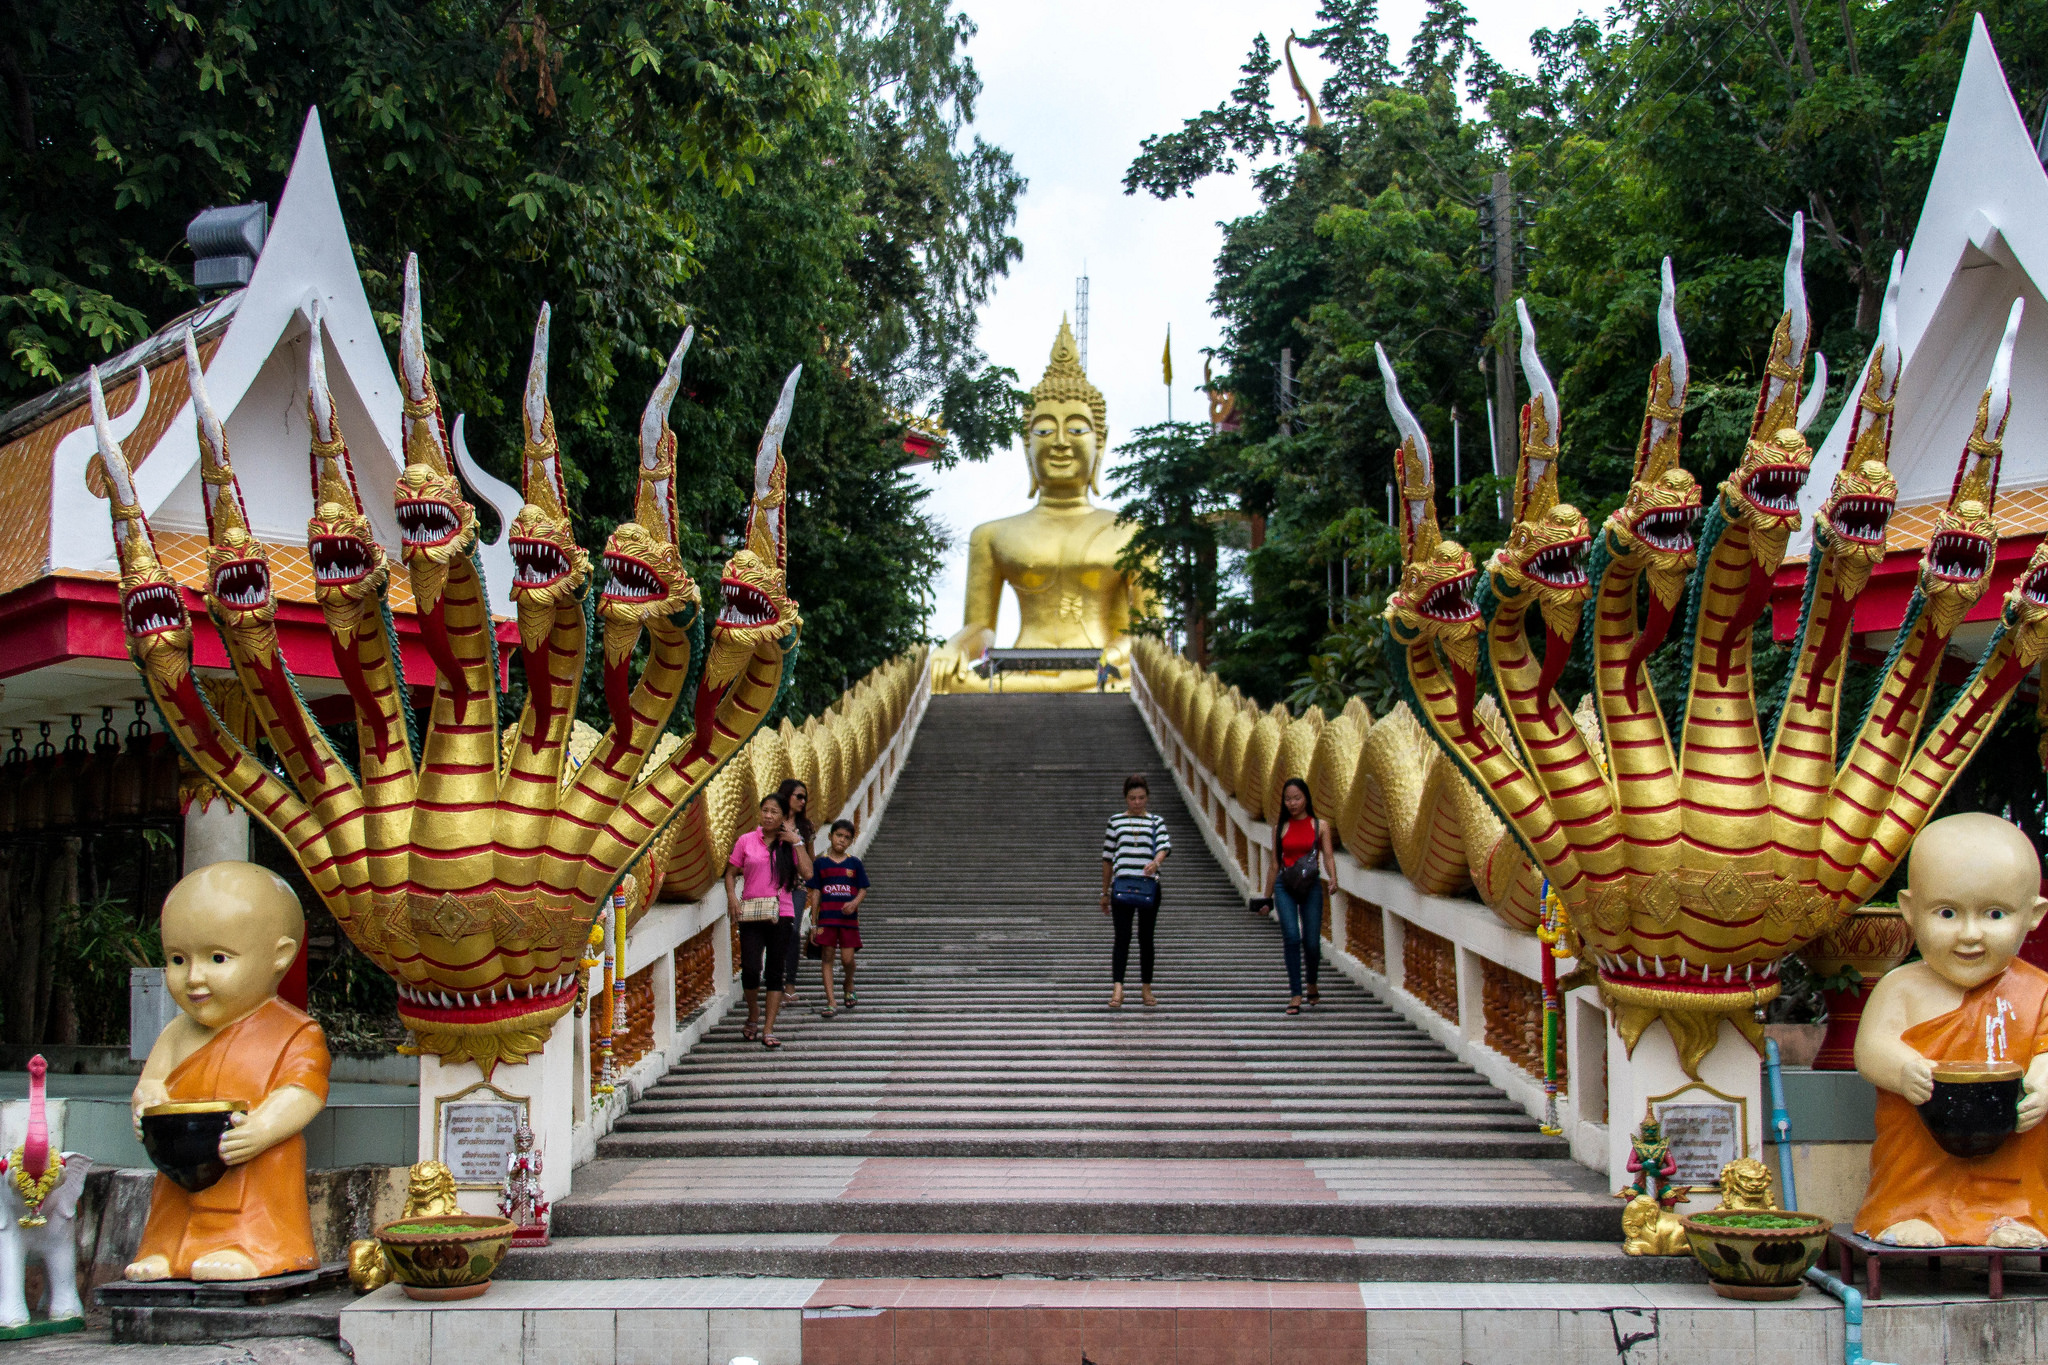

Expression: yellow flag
xmin=1162 ymin=327 xmax=1173 ymax=387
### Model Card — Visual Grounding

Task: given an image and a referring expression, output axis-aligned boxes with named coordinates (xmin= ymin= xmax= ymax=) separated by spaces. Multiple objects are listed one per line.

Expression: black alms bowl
xmin=140 ymin=1101 xmax=246 ymax=1192
xmin=1917 ymin=1061 xmax=2024 ymax=1159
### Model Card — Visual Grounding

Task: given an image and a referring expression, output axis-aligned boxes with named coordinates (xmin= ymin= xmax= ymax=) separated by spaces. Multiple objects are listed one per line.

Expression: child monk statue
xmin=1854 ymin=812 xmax=2048 ymax=1248
xmin=126 ymin=861 xmax=330 ymax=1281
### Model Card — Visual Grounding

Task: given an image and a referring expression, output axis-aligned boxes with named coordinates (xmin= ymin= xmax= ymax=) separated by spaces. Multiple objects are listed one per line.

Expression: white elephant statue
xmin=0 ymin=1056 xmax=92 ymax=1333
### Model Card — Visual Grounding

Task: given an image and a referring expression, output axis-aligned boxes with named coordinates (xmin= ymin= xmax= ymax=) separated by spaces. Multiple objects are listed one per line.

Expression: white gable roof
xmin=1790 ymin=14 xmax=2048 ymax=555
xmin=46 ymin=108 xmax=521 ymax=615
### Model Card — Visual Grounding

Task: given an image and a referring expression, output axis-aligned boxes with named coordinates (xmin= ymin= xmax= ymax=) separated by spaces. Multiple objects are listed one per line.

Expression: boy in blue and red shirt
xmin=808 ymin=819 xmax=869 ymax=1016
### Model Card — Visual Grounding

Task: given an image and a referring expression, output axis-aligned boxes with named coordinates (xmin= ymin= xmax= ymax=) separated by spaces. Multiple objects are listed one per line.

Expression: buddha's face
xmin=1899 ymin=814 xmax=2048 ymax=991
xmin=160 ymin=863 xmax=302 ymax=1029
xmin=1027 ymin=399 xmax=1098 ymax=496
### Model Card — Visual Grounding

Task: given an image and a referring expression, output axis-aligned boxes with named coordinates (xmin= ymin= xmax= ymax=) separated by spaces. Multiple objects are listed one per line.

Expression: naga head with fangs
xmin=1379 ymin=219 xmax=2045 ymax=1080
xmin=92 ymin=253 xmax=804 ymax=1074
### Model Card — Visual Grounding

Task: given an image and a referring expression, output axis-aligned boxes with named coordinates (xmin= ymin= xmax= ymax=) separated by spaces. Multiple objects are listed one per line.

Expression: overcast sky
xmin=911 ymin=0 xmax=1593 ymax=643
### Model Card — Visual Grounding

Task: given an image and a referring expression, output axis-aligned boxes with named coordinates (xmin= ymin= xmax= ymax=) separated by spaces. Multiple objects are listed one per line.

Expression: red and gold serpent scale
xmin=1384 ymin=219 xmax=2047 ymax=1076
xmin=91 ymin=256 xmax=804 ymax=1072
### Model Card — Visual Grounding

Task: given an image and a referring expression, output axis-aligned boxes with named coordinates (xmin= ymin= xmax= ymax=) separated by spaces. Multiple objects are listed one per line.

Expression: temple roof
xmin=0 ymin=108 xmax=517 ymax=624
xmin=1789 ymin=15 xmax=2048 ymax=563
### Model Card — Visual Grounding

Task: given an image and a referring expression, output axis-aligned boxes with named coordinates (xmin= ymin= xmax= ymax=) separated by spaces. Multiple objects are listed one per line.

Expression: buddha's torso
xmin=983 ymin=504 xmax=1135 ymax=648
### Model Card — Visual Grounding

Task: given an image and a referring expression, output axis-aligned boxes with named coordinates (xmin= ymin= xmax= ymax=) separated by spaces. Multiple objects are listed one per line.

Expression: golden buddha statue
xmin=932 ymin=319 xmax=1151 ymax=693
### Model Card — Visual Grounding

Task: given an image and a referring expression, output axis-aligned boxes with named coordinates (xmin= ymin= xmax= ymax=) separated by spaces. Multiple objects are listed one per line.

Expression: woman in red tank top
xmin=1264 ymin=778 xmax=1336 ymax=1014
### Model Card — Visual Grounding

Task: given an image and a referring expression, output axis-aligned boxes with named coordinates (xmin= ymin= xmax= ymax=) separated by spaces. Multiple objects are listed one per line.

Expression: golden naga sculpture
xmin=1381 ymin=219 xmax=2048 ymax=1076
xmin=91 ymin=256 xmax=803 ymax=1073
xmin=932 ymin=318 xmax=1152 ymax=692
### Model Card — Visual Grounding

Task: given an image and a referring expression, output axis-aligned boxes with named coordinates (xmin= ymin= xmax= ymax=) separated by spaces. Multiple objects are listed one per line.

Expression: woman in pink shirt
xmin=725 ymin=792 xmax=814 ymax=1048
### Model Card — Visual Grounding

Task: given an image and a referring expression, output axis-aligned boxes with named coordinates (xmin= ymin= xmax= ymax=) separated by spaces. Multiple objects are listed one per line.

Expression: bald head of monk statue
xmin=160 ymin=861 xmax=305 ymax=1030
xmin=1855 ymin=812 xmax=2048 ymax=1250
xmin=1897 ymin=812 xmax=2048 ymax=991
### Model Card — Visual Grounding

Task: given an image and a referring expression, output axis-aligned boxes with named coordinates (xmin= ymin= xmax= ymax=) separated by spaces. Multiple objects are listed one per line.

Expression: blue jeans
xmin=1274 ymin=880 xmax=1322 ymax=996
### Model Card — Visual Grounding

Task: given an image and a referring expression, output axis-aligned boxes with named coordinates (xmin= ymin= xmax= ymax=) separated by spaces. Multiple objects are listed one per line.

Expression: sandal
xmin=1141 ymin=987 xmax=1158 ymax=1007
xmin=1108 ymin=986 xmax=1124 ymax=1009
xmin=1285 ymin=1001 xmax=1302 ymax=1016
xmin=1306 ymin=986 xmax=1320 ymax=1007
xmin=845 ymin=992 xmax=858 ymax=1008
xmin=821 ymin=1007 xmax=837 ymax=1019
xmin=742 ymin=1022 xmax=760 ymax=1042
xmin=762 ymin=1033 xmax=781 ymax=1049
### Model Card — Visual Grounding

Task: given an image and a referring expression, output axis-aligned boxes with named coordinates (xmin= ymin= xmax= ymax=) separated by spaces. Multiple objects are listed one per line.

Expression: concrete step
xmin=594 ymin=1127 xmax=1573 ymax=1160
xmin=495 ymin=1231 xmax=1704 ymax=1285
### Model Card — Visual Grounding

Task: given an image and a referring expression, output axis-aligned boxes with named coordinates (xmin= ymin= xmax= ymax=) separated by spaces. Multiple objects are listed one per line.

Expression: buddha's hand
xmin=130 ymin=1079 xmax=170 ymax=1136
xmin=2019 ymin=1060 xmax=2048 ymax=1133
xmin=1896 ymin=1055 xmax=1935 ymax=1106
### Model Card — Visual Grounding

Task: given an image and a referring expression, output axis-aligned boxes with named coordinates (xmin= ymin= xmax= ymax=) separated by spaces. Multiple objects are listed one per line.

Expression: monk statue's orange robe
xmin=1855 ymin=962 xmax=2048 ymax=1245
xmin=135 ymin=998 xmax=331 ymax=1278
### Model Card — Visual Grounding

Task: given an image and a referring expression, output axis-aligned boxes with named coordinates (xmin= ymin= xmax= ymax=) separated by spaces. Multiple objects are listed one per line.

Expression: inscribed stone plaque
xmin=439 ymin=1096 xmax=524 ymax=1187
xmin=1654 ymin=1100 xmax=1742 ymax=1185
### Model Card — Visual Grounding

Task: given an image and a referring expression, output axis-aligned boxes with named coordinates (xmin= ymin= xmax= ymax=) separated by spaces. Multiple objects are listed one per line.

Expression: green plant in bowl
xmin=1679 ymin=1210 xmax=1831 ymax=1300
xmin=374 ymin=1214 xmax=517 ymax=1301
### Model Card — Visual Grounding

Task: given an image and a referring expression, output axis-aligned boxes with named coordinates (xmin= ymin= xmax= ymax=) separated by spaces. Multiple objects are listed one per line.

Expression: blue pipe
xmin=1805 ymin=1266 xmax=1896 ymax=1365
xmin=1766 ymin=1038 xmax=1798 ymax=1210
xmin=1770 ymin=1039 xmax=1900 ymax=1364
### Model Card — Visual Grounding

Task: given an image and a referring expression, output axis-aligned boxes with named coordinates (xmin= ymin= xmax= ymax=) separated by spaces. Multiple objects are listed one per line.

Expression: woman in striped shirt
xmin=1100 ymin=773 xmax=1171 ymax=1008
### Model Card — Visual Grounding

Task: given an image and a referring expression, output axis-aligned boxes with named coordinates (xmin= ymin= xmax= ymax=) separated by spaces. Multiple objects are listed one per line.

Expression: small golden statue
xmin=1714 ymin=1159 xmax=1780 ymax=1212
xmin=932 ymin=318 xmax=1151 ymax=692
xmin=348 ymin=1161 xmax=461 ymax=1292
xmin=1855 ymin=812 xmax=2048 ymax=1248
xmin=1618 ymin=1106 xmax=1691 ymax=1256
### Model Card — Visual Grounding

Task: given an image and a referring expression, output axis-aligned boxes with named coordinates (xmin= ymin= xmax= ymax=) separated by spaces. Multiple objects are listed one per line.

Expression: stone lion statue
xmin=1714 ymin=1158 xmax=1779 ymax=1212
xmin=348 ymin=1161 xmax=465 ymax=1292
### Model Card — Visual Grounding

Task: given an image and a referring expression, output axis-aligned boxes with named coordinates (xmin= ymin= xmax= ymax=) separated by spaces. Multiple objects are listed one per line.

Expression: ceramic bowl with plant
xmin=1679 ymin=1209 xmax=1831 ymax=1300
xmin=374 ymin=1214 xmax=517 ymax=1300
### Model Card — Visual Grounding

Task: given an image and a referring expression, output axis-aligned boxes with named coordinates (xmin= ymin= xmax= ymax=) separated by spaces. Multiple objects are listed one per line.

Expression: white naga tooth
xmin=1745 ymin=965 xmax=1754 ymax=983
xmin=1653 ymin=957 xmax=1665 ymax=978
xmin=1678 ymin=960 xmax=1687 ymax=978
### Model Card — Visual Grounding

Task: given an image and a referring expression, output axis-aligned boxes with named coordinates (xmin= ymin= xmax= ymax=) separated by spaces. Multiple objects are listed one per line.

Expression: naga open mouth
xmin=124 ymin=583 xmax=186 ymax=636
xmin=603 ymin=551 xmax=664 ymax=603
xmin=1828 ymin=495 xmax=1893 ymax=547
xmin=511 ymin=537 xmax=572 ymax=590
xmin=1741 ymin=464 xmax=1807 ymax=516
xmin=210 ymin=558 xmax=271 ymax=610
xmin=1524 ymin=539 xmax=1590 ymax=590
xmin=719 ymin=578 xmax=777 ymax=630
xmin=311 ymin=535 xmax=374 ymax=587
xmin=1635 ymin=506 xmax=1699 ymax=554
xmin=396 ymin=499 xmax=461 ymax=550
xmin=1417 ymin=571 xmax=1480 ymax=624
xmin=1929 ymin=529 xmax=1992 ymax=584
xmin=2022 ymin=561 xmax=2048 ymax=609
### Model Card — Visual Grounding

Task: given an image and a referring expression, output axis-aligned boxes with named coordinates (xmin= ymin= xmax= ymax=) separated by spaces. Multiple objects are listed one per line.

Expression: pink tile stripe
xmin=804 ymin=1278 xmax=1368 ymax=1310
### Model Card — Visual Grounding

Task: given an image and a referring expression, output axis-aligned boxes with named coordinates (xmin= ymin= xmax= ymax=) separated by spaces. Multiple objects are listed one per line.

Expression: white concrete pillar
xmin=651 ymin=947 xmax=678 ymax=1058
xmin=1605 ymin=1015 xmax=1764 ymax=1212
xmin=415 ymin=1010 xmax=577 ymax=1215
xmin=182 ymin=798 xmax=250 ymax=872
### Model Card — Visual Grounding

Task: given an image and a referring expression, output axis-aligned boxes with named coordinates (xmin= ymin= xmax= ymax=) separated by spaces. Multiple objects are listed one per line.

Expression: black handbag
xmin=1280 ymin=847 xmax=1320 ymax=899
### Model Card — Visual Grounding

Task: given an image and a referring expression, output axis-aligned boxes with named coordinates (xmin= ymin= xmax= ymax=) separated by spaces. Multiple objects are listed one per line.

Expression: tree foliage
xmin=0 ymin=0 xmax=1023 ymax=726
xmin=1126 ymin=0 xmax=2048 ymax=740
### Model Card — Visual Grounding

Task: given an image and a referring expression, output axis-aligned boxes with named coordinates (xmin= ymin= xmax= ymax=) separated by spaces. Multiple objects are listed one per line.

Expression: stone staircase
xmin=511 ymin=694 xmax=1684 ymax=1287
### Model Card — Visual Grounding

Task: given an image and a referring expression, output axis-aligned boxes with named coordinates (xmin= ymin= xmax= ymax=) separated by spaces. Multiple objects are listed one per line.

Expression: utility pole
xmin=1490 ymin=170 xmax=1518 ymax=504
